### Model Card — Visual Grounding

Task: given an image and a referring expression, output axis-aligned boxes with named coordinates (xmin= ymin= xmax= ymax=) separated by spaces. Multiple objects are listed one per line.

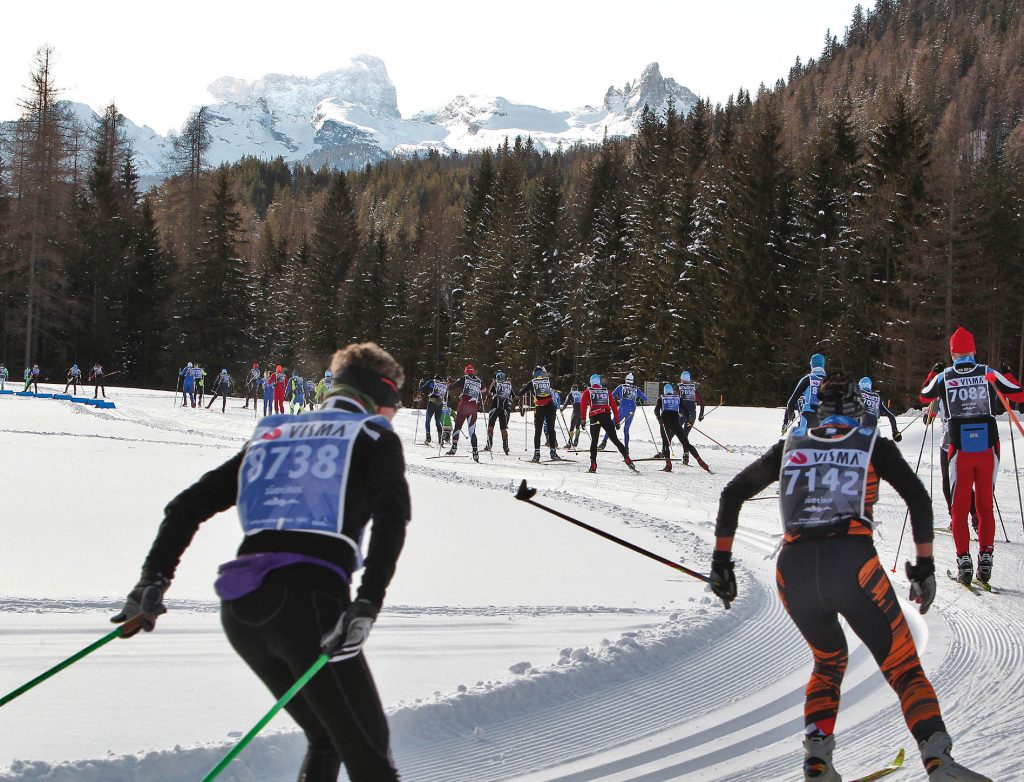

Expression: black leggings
xmin=589 ymin=412 xmax=628 ymax=461
xmin=534 ymin=403 xmax=557 ymax=450
xmin=488 ymin=402 xmax=511 ymax=433
xmin=207 ymin=390 xmax=228 ymax=412
xmin=777 ymin=537 xmax=944 ymax=743
xmin=424 ymin=401 xmax=443 ymax=439
xmin=221 ymin=566 xmax=399 ymax=782
xmin=660 ymin=413 xmax=701 ymax=459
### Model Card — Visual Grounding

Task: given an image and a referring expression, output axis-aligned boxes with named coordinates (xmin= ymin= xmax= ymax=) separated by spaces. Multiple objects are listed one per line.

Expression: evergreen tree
xmin=123 ymin=196 xmax=169 ymax=385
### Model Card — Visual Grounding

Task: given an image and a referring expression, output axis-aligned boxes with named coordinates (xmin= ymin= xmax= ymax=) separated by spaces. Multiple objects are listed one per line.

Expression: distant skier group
xmin=175 ymin=362 xmax=334 ymax=415
xmin=0 ymin=361 xmax=110 ymax=398
xmin=413 ymin=364 xmax=712 ymax=472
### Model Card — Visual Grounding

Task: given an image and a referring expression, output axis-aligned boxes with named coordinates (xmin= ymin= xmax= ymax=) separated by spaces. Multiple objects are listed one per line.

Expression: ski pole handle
xmin=201 ymin=654 xmax=329 ymax=782
xmin=0 ymin=623 xmax=135 ymax=709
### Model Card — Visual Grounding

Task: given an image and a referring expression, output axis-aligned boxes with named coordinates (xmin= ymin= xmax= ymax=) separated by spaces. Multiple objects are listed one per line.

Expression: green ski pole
xmin=0 ymin=624 xmax=130 ymax=708
xmin=201 ymin=654 xmax=330 ymax=782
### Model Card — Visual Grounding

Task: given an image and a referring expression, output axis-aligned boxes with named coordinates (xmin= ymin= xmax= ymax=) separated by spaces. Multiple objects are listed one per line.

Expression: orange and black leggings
xmin=776 ymin=536 xmax=945 ymax=743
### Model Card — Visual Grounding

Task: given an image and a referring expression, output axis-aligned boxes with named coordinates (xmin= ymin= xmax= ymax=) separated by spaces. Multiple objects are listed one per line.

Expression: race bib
xmin=533 ymin=377 xmax=551 ymax=397
xmin=944 ymin=366 xmax=991 ymax=419
xmin=661 ymin=395 xmax=680 ymax=413
xmin=589 ymin=388 xmax=609 ymax=407
xmin=236 ymin=411 xmax=390 ymax=559
xmin=678 ymin=382 xmax=697 ymax=402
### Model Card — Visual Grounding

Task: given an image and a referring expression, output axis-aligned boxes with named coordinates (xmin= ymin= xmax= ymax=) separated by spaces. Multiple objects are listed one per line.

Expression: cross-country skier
xmin=440 ymin=404 xmax=453 ymax=444
xmin=581 ymin=373 xmax=634 ymax=473
xmin=111 ymin=341 xmax=409 ymax=782
xmin=783 ymin=353 xmax=827 ymax=432
xmin=194 ymin=365 xmax=206 ymax=405
xmin=598 ymin=373 xmax=647 ymax=453
xmin=23 ymin=364 xmax=40 ymax=393
xmin=919 ymin=326 xmax=1022 ymax=585
xmin=305 ymin=377 xmax=318 ymax=411
xmin=446 ymin=364 xmax=483 ymax=461
xmin=180 ymin=362 xmax=197 ymax=407
xmin=677 ymin=370 xmax=706 ymax=448
xmin=289 ymin=371 xmax=306 ymax=415
xmin=561 ymin=383 xmax=584 ymax=449
xmin=316 ymin=370 xmax=333 ymax=405
xmin=64 ymin=363 xmax=83 ymax=394
xmin=709 ymin=372 xmax=991 ymax=782
xmin=260 ymin=370 xmax=274 ymax=416
xmin=483 ymin=370 xmax=516 ymax=454
xmin=518 ymin=366 xmax=562 ymax=463
xmin=206 ymin=369 xmax=233 ymax=413
xmin=90 ymin=363 xmax=108 ymax=399
xmin=272 ymin=365 xmax=287 ymax=414
xmin=416 ymin=374 xmax=448 ymax=445
xmin=0 ymin=363 xmax=8 ymax=391
xmin=654 ymin=383 xmax=710 ymax=472
xmin=243 ymin=363 xmax=261 ymax=409
xmin=858 ymin=377 xmax=901 ymax=441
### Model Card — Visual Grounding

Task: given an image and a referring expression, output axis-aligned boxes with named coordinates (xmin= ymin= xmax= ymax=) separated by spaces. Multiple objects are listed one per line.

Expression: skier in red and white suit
xmin=920 ymin=326 xmax=1022 ymax=585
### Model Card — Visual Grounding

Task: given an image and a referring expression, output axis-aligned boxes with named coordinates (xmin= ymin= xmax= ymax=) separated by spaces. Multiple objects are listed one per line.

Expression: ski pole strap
xmin=201 ymin=654 xmax=329 ymax=782
xmin=0 ymin=624 xmax=128 ymax=709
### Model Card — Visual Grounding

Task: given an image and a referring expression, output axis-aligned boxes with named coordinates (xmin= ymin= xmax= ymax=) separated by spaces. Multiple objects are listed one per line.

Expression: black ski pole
xmin=892 ymin=402 xmax=934 ymax=572
xmin=514 ymin=481 xmax=729 ymax=609
xmin=993 ymin=495 xmax=1010 ymax=543
xmin=639 ymin=405 xmax=659 ymax=455
xmin=898 ymin=408 xmax=926 ymax=436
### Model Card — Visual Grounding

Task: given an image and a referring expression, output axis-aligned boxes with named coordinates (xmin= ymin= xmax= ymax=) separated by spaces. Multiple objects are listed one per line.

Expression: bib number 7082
xmin=246 ymin=443 xmax=341 ymax=482
xmin=782 ymin=466 xmax=861 ymax=496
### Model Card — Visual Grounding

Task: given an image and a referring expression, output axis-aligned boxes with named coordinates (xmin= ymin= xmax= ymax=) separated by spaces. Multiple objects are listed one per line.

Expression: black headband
xmin=336 ymin=364 xmax=400 ymax=407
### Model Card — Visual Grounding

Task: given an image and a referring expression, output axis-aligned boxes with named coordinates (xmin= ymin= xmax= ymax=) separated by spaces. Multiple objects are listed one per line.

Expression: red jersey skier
xmin=920 ymin=326 xmax=1022 ymax=585
xmin=446 ymin=364 xmax=484 ymax=462
xmin=580 ymin=373 xmax=635 ymax=473
xmin=272 ymin=365 xmax=288 ymax=415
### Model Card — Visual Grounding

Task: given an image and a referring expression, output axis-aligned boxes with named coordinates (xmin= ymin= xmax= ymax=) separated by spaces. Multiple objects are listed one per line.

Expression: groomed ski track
xmin=2 ymin=388 xmax=1022 ymax=781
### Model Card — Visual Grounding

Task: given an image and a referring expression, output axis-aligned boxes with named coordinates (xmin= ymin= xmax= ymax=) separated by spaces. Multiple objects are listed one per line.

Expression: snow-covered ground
xmin=1 ymin=385 xmax=1022 ymax=781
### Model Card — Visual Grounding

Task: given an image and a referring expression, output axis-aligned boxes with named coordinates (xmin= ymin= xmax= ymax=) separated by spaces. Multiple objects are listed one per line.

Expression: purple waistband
xmin=214 ymin=552 xmax=351 ymax=601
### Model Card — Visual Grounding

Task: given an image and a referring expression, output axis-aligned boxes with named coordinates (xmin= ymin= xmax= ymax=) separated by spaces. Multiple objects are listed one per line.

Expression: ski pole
xmin=201 ymin=654 xmax=329 ymax=782
xmin=993 ymin=495 xmax=1010 ymax=543
xmin=413 ymin=404 xmax=421 ymax=445
xmin=690 ymin=425 xmax=734 ymax=453
xmin=892 ymin=402 xmax=934 ymax=572
xmin=172 ymin=376 xmax=180 ymax=408
xmin=639 ymin=406 xmax=659 ymax=455
xmin=929 ymin=410 xmax=935 ymax=501
xmin=514 ymin=480 xmax=729 ymax=609
xmin=991 ymin=385 xmax=1024 ymax=534
xmin=0 ymin=622 xmax=141 ymax=708
xmin=898 ymin=408 xmax=926 ymax=435
xmin=558 ymin=408 xmax=573 ymax=448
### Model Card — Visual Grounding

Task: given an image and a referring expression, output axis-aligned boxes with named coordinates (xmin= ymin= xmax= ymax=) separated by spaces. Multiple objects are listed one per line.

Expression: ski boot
xmin=802 ymin=734 xmax=841 ymax=781
xmin=531 ymin=450 xmax=541 ymax=463
xmin=696 ymin=456 xmax=711 ymax=473
xmin=652 ymin=450 xmax=667 ymax=459
xmin=549 ymin=449 xmax=562 ymax=461
xmin=472 ymin=449 xmax=480 ymax=463
xmin=503 ymin=439 xmax=510 ymax=455
xmin=977 ymin=547 xmax=993 ymax=584
xmin=955 ymin=553 xmax=973 ymax=586
xmin=919 ymin=731 xmax=992 ymax=781
xmin=425 ymin=435 xmax=432 ymax=445
xmin=597 ymin=441 xmax=607 ymax=451
xmin=483 ymin=443 xmax=492 ymax=452
xmin=446 ymin=445 xmax=457 ymax=456
xmin=682 ymin=456 xmax=690 ymax=466
xmin=191 ymin=401 xmax=197 ymax=408
xmin=588 ymin=463 xmax=597 ymax=473
xmin=297 ymin=746 xmax=342 ymax=782
xmin=661 ymin=461 xmax=672 ymax=473
xmin=625 ymin=458 xmax=637 ymax=473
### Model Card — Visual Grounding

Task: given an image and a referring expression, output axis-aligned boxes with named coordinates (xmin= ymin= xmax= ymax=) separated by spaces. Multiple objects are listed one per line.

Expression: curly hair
xmin=329 ymin=342 xmax=404 ymax=389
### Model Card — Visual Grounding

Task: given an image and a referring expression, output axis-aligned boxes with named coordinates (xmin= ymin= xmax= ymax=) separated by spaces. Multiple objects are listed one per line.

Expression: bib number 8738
xmin=782 ymin=466 xmax=861 ymax=496
xmin=246 ymin=444 xmax=341 ymax=482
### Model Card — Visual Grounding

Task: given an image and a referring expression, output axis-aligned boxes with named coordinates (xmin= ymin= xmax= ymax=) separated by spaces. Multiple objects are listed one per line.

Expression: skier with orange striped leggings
xmin=707 ymin=373 xmax=991 ymax=782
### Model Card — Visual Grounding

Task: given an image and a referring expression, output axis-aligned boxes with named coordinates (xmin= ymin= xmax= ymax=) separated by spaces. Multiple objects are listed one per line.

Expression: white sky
xmin=4 ymin=0 xmax=860 ymax=135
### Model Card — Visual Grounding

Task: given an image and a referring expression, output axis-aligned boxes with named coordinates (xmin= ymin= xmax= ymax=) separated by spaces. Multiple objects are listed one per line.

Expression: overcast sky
xmin=4 ymin=0 xmax=859 ymax=134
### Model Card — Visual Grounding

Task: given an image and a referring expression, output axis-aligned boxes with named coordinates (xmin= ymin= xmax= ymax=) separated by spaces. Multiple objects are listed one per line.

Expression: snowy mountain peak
xmin=207 ymin=54 xmax=400 ymax=120
xmin=604 ymin=62 xmax=698 ymax=118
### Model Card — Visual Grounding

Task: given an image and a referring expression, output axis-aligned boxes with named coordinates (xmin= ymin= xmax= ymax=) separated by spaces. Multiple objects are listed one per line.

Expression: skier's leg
xmin=533 ymin=407 xmax=544 ymax=451
xmin=972 ymin=448 xmax=997 ymax=551
xmin=949 ymin=449 xmax=974 ymax=557
xmin=940 ymin=447 xmax=953 ymax=515
xmin=468 ymin=406 xmax=479 ymax=451
xmin=588 ymin=419 xmax=600 ymax=465
xmin=622 ymin=409 xmax=634 ymax=449
xmin=601 ymin=414 xmax=629 ymax=457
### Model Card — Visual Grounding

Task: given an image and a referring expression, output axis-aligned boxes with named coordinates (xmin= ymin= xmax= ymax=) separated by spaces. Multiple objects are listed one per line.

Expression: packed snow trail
xmin=2 ymin=387 xmax=1023 ymax=780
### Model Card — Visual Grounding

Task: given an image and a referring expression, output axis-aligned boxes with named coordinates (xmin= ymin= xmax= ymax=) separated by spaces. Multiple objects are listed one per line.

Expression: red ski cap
xmin=465 ymin=363 xmax=475 ymax=375
xmin=950 ymin=326 xmax=976 ymax=355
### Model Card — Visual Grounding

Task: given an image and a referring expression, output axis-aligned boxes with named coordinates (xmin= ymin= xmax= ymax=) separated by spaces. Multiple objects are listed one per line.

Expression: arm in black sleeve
xmin=715 ymin=442 xmax=784 ymax=538
xmin=355 ymin=432 xmax=411 ymax=609
xmin=654 ymin=397 xmax=663 ymax=418
xmin=879 ymin=399 xmax=899 ymax=434
xmin=785 ymin=376 xmax=810 ymax=417
xmin=871 ymin=438 xmax=933 ymax=544
xmin=141 ymin=450 xmax=245 ymax=579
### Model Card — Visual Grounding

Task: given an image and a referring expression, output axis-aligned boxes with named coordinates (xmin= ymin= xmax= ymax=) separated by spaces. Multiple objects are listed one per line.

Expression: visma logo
xmin=786 ymin=452 xmax=808 ymax=465
xmin=261 ymin=428 xmax=283 ymax=441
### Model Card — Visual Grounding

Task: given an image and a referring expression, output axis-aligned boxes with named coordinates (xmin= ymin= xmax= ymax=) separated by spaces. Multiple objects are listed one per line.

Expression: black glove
xmin=931 ymin=361 xmax=944 ymax=374
xmin=708 ymin=550 xmax=737 ymax=604
xmin=893 ymin=430 xmax=903 ymax=443
xmin=905 ymin=557 xmax=936 ymax=614
xmin=321 ymin=598 xmax=378 ymax=661
xmin=1001 ymin=362 xmax=1013 ymax=377
xmin=111 ymin=572 xmax=170 ymax=638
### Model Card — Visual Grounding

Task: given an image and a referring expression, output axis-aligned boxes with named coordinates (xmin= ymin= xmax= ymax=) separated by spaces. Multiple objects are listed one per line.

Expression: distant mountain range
xmin=25 ymin=55 xmax=699 ymax=181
